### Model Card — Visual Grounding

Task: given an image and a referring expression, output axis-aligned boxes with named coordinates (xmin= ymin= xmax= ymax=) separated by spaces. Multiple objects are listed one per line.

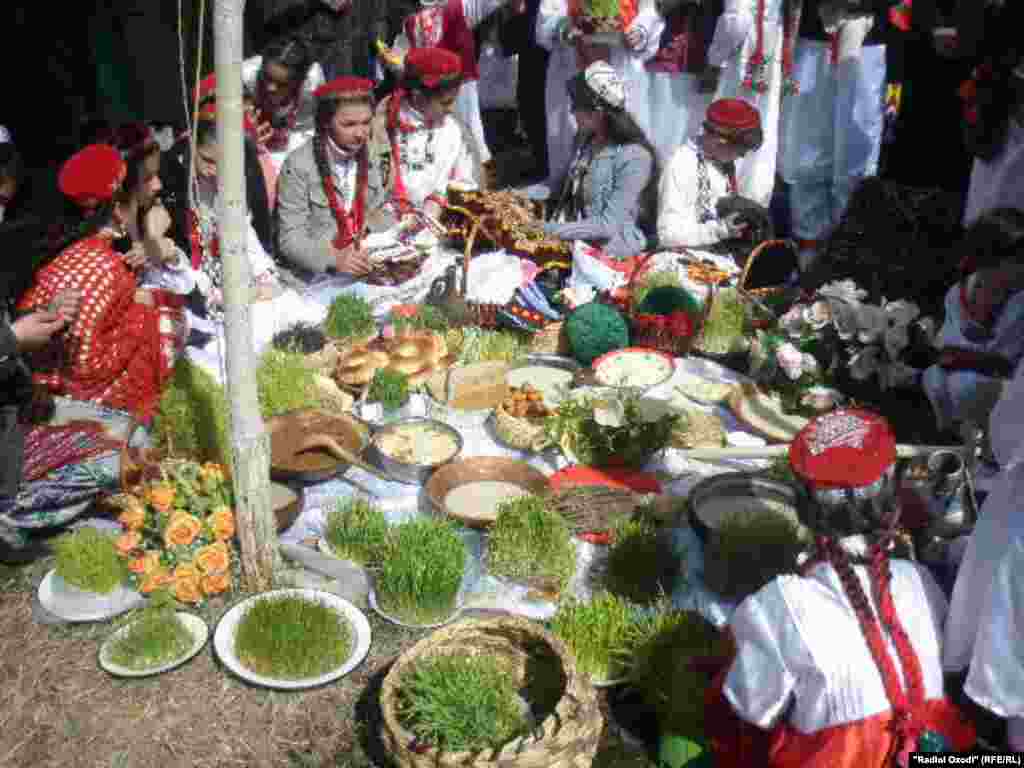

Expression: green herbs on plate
xmin=107 ymin=593 xmax=194 ymax=671
xmin=256 ymin=347 xmax=322 ymax=419
xmin=367 ymin=368 xmax=409 ymax=412
xmin=323 ymin=497 xmax=391 ymax=566
xmin=545 ymin=392 xmax=677 ymax=469
xmin=398 ymin=655 xmax=527 ymax=752
xmin=548 ymin=593 xmax=643 ymax=682
xmin=376 ymin=519 xmax=465 ymax=625
xmin=53 ymin=527 xmax=128 ymax=594
xmin=234 ymin=594 xmax=351 ymax=679
xmin=324 ymin=294 xmax=376 ymax=342
xmin=604 ymin=516 xmax=678 ymax=605
xmin=487 ymin=495 xmax=576 ymax=595
xmin=702 ymin=509 xmax=807 ymax=601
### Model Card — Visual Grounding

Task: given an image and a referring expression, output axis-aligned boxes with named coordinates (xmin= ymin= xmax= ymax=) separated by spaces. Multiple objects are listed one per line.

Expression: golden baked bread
xmin=332 ymin=331 xmax=450 ymax=389
xmin=336 ymin=346 xmax=389 ymax=386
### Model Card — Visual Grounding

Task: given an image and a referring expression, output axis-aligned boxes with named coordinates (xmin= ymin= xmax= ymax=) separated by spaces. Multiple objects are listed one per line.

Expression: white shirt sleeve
xmin=449 ymin=128 xmax=479 ymax=189
xmin=626 ymin=7 xmax=667 ymax=63
xmin=536 ymin=0 xmax=570 ymax=52
xmin=657 ymin=146 xmax=732 ymax=248
xmin=706 ymin=1 xmax=755 ymax=68
xmin=464 ymin=0 xmax=510 ymax=29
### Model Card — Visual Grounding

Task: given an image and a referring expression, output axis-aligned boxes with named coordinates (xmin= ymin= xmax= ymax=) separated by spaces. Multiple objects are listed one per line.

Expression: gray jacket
xmin=276 ymin=138 xmax=340 ymax=275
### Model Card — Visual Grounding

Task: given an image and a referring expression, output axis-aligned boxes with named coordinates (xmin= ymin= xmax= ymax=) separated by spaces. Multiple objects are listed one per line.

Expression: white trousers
xmin=778 ymin=39 xmax=887 ymax=241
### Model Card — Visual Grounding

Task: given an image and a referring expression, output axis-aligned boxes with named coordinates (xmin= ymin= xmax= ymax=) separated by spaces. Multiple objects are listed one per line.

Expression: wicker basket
xmin=529 ymin=321 xmax=571 ymax=356
xmin=379 ymin=616 xmax=603 ymax=768
xmin=494 ymin=402 xmax=551 ymax=452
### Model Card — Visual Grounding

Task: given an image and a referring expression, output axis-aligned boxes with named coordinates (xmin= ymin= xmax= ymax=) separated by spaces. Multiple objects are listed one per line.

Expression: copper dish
xmin=425 ymin=456 xmax=550 ymax=528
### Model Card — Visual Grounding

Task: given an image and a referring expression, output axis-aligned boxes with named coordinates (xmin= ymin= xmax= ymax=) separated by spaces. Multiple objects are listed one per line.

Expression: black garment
xmin=500 ymin=0 xmax=549 ymax=180
xmin=161 ymin=137 xmax=274 ymax=262
xmin=246 ymin=0 xmax=390 ymax=80
xmin=798 ymin=0 xmax=898 ymax=45
xmin=0 ymin=302 xmax=31 ymax=498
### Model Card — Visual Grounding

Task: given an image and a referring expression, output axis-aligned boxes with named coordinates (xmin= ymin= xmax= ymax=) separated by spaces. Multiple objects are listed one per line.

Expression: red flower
xmin=391 ymin=304 xmax=419 ymax=319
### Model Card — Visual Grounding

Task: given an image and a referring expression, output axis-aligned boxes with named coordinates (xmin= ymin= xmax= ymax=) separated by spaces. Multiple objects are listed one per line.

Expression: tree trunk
xmin=214 ymin=0 xmax=278 ymax=592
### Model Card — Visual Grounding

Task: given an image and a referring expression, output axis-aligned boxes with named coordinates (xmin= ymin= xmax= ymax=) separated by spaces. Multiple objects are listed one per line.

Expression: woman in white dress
xmin=536 ymin=0 xmax=664 ymax=186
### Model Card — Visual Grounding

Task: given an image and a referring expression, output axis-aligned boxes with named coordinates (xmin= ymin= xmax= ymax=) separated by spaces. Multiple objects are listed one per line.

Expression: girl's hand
xmin=143 ymin=203 xmax=172 ymax=241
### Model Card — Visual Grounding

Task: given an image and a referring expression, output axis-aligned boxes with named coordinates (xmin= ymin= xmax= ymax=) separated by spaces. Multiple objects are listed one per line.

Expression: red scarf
xmin=322 ymin=139 xmax=369 ymax=249
xmin=386 ymin=91 xmax=417 ymax=215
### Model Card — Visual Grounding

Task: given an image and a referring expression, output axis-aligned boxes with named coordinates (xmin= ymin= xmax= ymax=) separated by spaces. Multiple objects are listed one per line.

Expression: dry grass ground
xmin=0 ymin=561 xmax=652 ymax=768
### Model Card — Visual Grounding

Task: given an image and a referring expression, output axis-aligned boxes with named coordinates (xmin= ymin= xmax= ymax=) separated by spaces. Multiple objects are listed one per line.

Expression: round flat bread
xmin=390 ymin=358 xmax=424 ymax=376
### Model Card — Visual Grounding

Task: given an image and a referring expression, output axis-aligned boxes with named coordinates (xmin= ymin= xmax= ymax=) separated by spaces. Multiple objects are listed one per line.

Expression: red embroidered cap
xmin=704 ymin=98 xmax=763 ymax=149
xmin=58 ymin=144 xmax=127 ymax=210
xmin=789 ymin=408 xmax=897 ymax=489
xmin=314 ymin=77 xmax=375 ymax=99
xmin=404 ymin=47 xmax=462 ymax=90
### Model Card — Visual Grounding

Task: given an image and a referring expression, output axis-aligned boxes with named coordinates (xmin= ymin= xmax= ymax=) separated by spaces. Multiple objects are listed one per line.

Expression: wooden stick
xmin=673 ymin=443 xmax=966 ymax=462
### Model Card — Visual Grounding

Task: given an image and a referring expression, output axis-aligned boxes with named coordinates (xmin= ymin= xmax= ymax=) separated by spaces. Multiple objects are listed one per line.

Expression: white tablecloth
xmin=281 ymin=355 xmax=768 ymax=626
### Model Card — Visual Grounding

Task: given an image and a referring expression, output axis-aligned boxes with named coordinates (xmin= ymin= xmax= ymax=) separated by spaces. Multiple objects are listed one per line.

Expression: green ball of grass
xmin=398 ymin=655 xmax=528 ymax=752
xmin=53 ymin=528 xmax=128 ymax=594
xmin=234 ymin=594 xmax=351 ymax=680
xmin=564 ymin=302 xmax=630 ymax=365
xmin=377 ymin=520 xmax=465 ymax=625
xmin=324 ymin=497 xmax=390 ymax=566
xmin=487 ymin=495 xmax=575 ymax=593
xmin=324 ymin=294 xmax=376 ymax=342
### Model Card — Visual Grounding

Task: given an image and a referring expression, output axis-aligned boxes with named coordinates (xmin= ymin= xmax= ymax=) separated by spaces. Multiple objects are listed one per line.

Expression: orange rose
xmin=210 ymin=507 xmax=235 ymax=541
xmin=200 ymin=571 xmax=231 ymax=596
xmin=164 ymin=513 xmax=203 ymax=548
xmin=174 ymin=575 xmax=203 ymax=604
xmin=118 ymin=499 xmax=147 ymax=531
xmin=128 ymin=551 xmax=162 ymax=575
xmin=199 ymin=462 xmax=226 ymax=484
xmin=115 ymin=531 xmax=142 ymax=556
xmin=194 ymin=542 xmax=231 ymax=574
xmin=146 ymin=483 xmax=177 ymax=513
xmin=140 ymin=568 xmax=173 ymax=594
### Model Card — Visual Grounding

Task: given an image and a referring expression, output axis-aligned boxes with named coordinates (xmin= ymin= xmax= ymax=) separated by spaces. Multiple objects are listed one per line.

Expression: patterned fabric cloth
xmin=22 ymin=423 xmax=123 ymax=484
xmin=17 ymin=234 xmax=185 ymax=421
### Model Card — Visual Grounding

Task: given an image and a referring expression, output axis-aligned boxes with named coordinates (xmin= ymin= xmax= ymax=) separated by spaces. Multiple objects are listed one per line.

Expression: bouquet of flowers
xmin=112 ymin=459 xmax=237 ymax=604
xmin=754 ymin=280 xmax=936 ymax=410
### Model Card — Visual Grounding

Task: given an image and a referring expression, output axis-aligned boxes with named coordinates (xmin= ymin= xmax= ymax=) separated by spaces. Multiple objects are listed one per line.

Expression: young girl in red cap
xmin=703 ymin=409 xmax=975 ymax=767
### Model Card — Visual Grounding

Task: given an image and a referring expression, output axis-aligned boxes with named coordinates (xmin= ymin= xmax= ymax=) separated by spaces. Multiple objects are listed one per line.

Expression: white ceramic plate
xmin=368 ymin=588 xmax=464 ymax=630
xmin=213 ymin=588 xmax=371 ymax=691
xmin=99 ymin=612 xmax=209 ymax=678
xmin=38 ymin=570 xmax=146 ymax=623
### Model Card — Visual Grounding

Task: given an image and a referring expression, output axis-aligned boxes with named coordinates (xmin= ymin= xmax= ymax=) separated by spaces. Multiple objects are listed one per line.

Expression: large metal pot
xmin=366 ymin=418 xmax=464 ymax=486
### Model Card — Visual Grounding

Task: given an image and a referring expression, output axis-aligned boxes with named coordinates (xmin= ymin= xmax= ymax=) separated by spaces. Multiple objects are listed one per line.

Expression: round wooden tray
xmin=426 ymin=457 xmax=550 ymax=528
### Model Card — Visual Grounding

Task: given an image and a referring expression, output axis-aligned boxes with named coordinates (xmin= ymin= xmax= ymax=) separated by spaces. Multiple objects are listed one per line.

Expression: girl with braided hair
xmin=703 ymin=409 xmax=975 ymax=767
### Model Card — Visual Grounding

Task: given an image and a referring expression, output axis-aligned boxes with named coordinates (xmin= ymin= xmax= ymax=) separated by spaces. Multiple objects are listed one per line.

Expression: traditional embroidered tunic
xmin=241 ymin=55 xmax=327 ymax=178
xmin=536 ymin=0 xmax=664 ymax=186
xmin=708 ymin=560 xmax=975 ymax=767
xmin=921 ymin=283 xmax=1024 ymax=431
xmin=777 ymin=3 xmax=889 ymax=245
xmin=707 ymin=0 xmax=785 ymax=206
xmin=17 ymin=234 xmax=185 ymax=420
xmin=392 ymin=0 xmax=510 ymax=171
xmin=657 ymin=139 xmax=738 ymax=249
xmin=545 ymin=141 xmax=653 ymax=259
xmin=367 ymin=96 xmax=477 ymax=221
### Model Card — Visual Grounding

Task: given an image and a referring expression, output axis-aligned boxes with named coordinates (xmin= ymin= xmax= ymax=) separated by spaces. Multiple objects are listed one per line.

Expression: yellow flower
xmin=210 ymin=507 xmax=235 ymax=541
xmin=200 ymin=571 xmax=231 ymax=596
xmin=114 ymin=531 xmax=142 ymax=557
xmin=140 ymin=568 xmax=173 ymax=594
xmin=128 ymin=551 xmax=161 ymax=575
xmin=164 ymin=513 xmax=203 ymax=548
xmin=173 ymin=563 xmax=200 ymax=582
xmin=194 ymin=542 xmax=231 ymax=574
xmin=173 ymin=563 xmax=203 ymax=603
xmin=199 ymin=462 xmax=226 ymax=484
xmin=146 ymin=483 xmax=176 ymax=514
xmin=117 ymin=499 xmax=146 ymax=531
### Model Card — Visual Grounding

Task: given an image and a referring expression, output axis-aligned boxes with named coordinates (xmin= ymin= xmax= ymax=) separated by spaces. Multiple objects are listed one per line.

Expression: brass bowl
xmin=426 ymin=457 xmax=550 ymax=528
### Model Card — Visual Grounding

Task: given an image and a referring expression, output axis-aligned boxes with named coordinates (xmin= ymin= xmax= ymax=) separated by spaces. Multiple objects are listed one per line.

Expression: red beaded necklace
xmin=322 ymin=139 xmax=369 ymax=249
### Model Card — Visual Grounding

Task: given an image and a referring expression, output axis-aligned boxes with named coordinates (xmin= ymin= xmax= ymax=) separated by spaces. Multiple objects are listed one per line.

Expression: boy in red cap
xmin=703 ymin=409 xmax=975 ymax=767
xmin=657 ymin=98 xmax=764 ymax=256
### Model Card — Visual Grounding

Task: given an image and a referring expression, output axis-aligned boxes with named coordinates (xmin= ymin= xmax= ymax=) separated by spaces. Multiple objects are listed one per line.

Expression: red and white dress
xmin=705 ymin=559 xmax=975 ymax=768
xmin=17 ymin=234 xmax=186 ymax=421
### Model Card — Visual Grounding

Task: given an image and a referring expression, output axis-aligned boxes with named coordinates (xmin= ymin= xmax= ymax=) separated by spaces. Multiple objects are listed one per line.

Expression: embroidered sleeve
xmin=657 ymin=146 xmax=732 ymax=248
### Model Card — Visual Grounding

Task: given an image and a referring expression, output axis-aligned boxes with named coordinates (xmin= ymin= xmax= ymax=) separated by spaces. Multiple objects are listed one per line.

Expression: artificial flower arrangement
xmin=112 ymin=459 xmax=237 ymax=605
xmin=751 ymin=279 xmax=936 ymax=414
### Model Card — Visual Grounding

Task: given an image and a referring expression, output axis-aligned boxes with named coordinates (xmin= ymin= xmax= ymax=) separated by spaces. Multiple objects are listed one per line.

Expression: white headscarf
xmin=582 ymin=61 xmax=626 ymax=112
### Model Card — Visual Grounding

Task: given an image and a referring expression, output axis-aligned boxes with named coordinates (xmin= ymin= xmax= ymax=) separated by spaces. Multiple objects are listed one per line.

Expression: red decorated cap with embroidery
xmin=705 ymin=98 xmax=763 ymax=149
xmin=404 ymin=47 xmax=462 ymax=90
xmin=58 ymin=143 xmax=127 ymax=210
xmin=789 ymin=409 xmax=897 ymax=489
xmin=314 ymin=76 xmax=375 ymax=99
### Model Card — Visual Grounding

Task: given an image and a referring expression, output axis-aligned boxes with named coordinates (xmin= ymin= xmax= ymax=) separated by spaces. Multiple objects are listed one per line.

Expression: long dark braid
xmin=312 ymin=129 xmax=333 ymax=197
